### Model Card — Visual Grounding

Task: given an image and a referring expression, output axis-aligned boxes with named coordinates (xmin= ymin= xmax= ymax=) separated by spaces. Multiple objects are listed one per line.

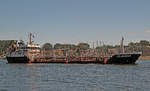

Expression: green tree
xmin=42 ymin=43 xmax=53 ymax=50
xmin=128 ymin=42 xmax=135 ymax=47
xmin=77 ymin=43 xmax=90 ymax=50
xmin=54 ymin=43 xmax=64 ymax=49
xmin=54 ymin=43 xmax=76 ymax=49
xmin=0 ymin=40 xmax=17 ymax=55
xmin=139 ymin=40 xmax=150 ymax=46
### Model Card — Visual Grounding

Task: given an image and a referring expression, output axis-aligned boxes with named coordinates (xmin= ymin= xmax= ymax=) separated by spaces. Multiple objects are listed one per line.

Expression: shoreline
xmin=138 ymin=56 xmax=150 ymax=60
xmin=0 ymin=55 xmax=6 ymax=59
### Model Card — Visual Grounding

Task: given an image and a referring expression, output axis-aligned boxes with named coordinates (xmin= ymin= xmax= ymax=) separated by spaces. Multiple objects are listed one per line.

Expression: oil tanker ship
xmin=6 ymin=33 xmax=141 ymax=64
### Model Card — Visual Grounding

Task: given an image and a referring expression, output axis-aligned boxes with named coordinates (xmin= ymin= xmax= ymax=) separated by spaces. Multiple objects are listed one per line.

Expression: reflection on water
xmin=0 ymin=59 xmax=150 ymax=91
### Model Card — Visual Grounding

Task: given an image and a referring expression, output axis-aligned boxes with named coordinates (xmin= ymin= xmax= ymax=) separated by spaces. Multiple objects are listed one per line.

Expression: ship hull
xmin=6 ymin=56 xmax=30 ymax=63
xmin=107 ymin=53 xmax=141 ymax=64
xmin=6 ymin=53 xmax=141 ymax=64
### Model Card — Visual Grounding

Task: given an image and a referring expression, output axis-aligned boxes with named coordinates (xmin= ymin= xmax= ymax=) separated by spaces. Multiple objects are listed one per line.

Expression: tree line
xmin=0 ymin=40 xmax=17 ymax=55
xmin=42 ymin=43 xmax=90 ymax=50
xmin=42 ymin=40 xmax=150 ymax=56
xmin=0 ymin=40 xmax=150 ymax=56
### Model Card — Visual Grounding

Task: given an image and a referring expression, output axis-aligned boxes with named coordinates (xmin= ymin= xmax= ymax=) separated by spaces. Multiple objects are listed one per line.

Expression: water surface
xmin=0 ymin=59 xmax=150 ymax=91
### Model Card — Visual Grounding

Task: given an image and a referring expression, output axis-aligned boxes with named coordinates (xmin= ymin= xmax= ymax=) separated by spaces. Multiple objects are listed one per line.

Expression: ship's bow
xmin=107 ymin=53 xmax=141 ymax=64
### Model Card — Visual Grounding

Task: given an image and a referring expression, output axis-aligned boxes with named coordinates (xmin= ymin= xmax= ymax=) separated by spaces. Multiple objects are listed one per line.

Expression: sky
xmin=0 ymin=0 xmax=150 ymax=46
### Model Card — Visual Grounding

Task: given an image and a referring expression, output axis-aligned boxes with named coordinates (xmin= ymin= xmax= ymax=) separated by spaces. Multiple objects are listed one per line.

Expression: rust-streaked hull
xmin=6 ymin=53 xmax=141 ymax=64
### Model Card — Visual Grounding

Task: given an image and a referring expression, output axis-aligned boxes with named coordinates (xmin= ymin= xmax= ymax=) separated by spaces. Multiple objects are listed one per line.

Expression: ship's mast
xmin=29 ymin=32 xmax=32 ymax=45
xmin=120 ymin=37 xmax=125 ymax=53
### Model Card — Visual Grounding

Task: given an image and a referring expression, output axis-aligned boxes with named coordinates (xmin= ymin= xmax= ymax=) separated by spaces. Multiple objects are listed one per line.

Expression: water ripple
xmin=0 ymin=59 xmax=150 ymax=91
